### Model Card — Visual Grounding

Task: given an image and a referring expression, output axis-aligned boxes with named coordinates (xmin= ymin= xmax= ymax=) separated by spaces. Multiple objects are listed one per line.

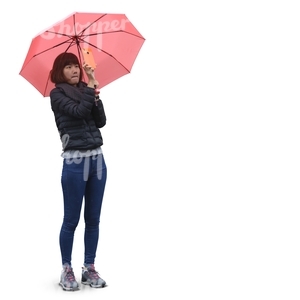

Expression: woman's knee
xmin=61 ymin=219 xmax=79 ymax=232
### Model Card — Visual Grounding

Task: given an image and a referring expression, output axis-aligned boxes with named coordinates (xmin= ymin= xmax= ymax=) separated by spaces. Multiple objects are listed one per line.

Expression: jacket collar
xmin=55 ymin=81 xmax=87 ymax=101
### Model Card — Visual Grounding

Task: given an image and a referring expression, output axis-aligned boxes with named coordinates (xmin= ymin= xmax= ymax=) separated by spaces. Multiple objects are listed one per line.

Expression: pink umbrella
xmin=19 ymin=12 xmax=145 ymax=97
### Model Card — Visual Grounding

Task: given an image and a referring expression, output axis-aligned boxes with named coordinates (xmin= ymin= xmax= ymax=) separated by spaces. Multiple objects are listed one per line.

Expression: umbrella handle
xmin=94 ymin=85 xmax=100 ymax=106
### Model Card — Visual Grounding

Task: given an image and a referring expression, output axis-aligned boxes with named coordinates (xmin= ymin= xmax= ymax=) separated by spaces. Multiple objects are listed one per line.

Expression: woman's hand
xmin=83 ymin=63 xmax=98 ymax=88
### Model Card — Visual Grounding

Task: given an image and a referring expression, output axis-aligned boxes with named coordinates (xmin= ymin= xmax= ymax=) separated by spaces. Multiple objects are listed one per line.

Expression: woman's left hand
xmin=83 ymin=63 xmax=98 ymax=88
xmin=83 ymin=63 xmax=95 ymax=79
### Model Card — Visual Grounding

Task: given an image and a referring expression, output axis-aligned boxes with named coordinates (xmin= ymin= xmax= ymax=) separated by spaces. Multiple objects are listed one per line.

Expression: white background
xmin=1 ymin=0 xmax=300 ymax=299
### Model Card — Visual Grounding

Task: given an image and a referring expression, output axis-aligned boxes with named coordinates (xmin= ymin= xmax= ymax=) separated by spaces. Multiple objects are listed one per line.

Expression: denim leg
xmin=84 ymin=154 xmax=107 ymax=264
xmin=60 ymin=158 xmax=87 ymax=265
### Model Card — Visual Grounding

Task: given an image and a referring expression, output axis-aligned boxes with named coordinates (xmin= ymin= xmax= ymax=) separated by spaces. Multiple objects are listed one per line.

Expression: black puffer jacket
xmin=50 ymin=82 xmax=106 ymax=151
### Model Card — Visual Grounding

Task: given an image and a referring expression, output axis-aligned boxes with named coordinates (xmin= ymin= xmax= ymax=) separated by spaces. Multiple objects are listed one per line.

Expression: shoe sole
xmin=59 ymin=282 xmax=80 ymax=291
xmin=81 ymin=280 xmax=106 ymax=288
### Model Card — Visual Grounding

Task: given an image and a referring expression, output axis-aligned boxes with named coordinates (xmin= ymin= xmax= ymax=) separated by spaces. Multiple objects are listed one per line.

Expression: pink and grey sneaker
xmin=81 ymin=264 xmax=106 ymax=288
xmin=59 ymin=263 xmax=79 ymax=291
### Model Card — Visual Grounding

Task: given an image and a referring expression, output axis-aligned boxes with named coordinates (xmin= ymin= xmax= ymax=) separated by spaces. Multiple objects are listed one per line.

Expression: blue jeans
xmin=59 ymin=153 xmax=107 ymax=266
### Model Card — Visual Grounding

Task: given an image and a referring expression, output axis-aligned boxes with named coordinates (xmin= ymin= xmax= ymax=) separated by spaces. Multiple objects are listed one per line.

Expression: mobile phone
xmin=82 ymin=48 xmax=97 ymax=69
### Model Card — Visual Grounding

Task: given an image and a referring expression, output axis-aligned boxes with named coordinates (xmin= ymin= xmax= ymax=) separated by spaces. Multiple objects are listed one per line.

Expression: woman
xmin=50 ymin=52 xmax=107 ymax=291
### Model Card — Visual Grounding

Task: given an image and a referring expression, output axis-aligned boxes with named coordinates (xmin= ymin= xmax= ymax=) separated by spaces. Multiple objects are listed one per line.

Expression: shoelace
xmin=86 ymin=267 xmax=100 ymax=279
xmin=65 ymin=268 xmax=76 ymax=282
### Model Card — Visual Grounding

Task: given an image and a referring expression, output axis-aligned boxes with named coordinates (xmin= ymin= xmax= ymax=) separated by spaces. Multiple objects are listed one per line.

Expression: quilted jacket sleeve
xmin=91 ymin=99 xmax=106 ymax=128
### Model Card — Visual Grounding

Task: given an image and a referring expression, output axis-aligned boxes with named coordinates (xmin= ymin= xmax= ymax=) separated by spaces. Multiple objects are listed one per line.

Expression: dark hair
xmin=50 ymin=52 xmax=83 ymax=84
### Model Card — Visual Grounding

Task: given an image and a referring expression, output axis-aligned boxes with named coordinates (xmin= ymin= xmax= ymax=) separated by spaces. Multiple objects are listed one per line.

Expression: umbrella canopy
xmin=19 ymin=12 xmax=145 ymax=97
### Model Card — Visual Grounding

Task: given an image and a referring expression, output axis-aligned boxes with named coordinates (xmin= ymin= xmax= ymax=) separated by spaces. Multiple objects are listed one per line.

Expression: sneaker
xmin=59 ymin=263 xmax=79 ymax=291
xmin=81 ymin=264 xmax=106 ymax=288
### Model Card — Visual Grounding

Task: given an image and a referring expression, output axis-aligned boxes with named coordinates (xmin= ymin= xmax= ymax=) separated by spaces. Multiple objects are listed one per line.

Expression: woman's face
xmin=63 ymin=63 xmax=80 ymax=85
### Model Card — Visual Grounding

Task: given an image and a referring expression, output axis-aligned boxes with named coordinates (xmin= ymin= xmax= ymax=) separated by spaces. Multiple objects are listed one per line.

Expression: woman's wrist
xmin=87 ymin=80 xmax=97 ymax=88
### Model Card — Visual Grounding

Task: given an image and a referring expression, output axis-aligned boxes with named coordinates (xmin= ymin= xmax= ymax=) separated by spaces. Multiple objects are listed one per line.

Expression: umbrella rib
xmin=76 ymin=14 xmax=108 ymax=36
xmin=43 ymin=73 xmax=51 ymax=97
xmin=81 ymin=30 xmax=145 ymax=40
xmin=45 ymin=30 xmax=74 ymax=39
xmin=31 ymin=38 xmax=76 ymax=58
